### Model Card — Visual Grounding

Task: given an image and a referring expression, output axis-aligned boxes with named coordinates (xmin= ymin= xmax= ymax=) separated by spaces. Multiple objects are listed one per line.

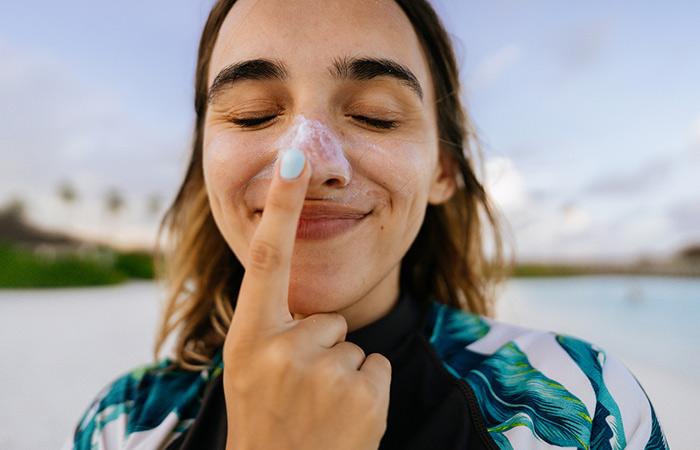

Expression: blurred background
xmin=1 ymin=0 xmax=698 ymax=448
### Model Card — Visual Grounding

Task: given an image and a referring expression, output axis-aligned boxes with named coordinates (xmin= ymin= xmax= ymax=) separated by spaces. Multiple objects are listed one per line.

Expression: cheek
xmin=204 ymin=130 xmax=259 ymax=194
xmin=203 ymin=128 xmax=279 ymax=212
xmin=202 ymin=128 xmax=278 ymax=259
xmin=352 ymin=137 xmax=434 ymax=210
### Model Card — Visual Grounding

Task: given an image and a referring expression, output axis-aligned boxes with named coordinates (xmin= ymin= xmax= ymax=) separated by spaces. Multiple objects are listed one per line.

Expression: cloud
xmin=485 ymin=156 xmax=529 ymax=213
xmin=467 ymin=44 xmax=523 ymax=90
xmin=0 ymin=39 xmax=190 ymax=247
xmin=478 ymin=155 xmax=672 ymax=261
xmin=480 ymin=153 xmax=687 ymax=261
xmin=484 ymin=157 xmax=594 ymax=246
xmin=583 ymin=157 xmax=674 ymax=196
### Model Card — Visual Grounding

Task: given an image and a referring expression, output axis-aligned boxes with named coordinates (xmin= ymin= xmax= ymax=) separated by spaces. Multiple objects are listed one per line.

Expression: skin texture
xmin=202 ymin=0 xmax=455 ymax=331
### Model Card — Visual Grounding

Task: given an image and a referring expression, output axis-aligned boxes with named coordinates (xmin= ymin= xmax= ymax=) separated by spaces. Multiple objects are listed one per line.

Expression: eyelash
xmin=229 ymin=115 xmax=398 ymax=130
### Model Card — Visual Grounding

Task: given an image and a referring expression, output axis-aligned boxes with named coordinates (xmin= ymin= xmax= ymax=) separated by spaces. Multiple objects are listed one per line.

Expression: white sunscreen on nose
xmin=248 ymin=114 xmax=377 ymax=207
xmin=275 ymin=115 xmax=352 ymax=183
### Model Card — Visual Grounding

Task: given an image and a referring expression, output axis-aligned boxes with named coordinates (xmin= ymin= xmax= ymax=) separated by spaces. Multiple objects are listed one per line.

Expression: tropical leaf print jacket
xmin=63 ymin=292 xmax=669 ymax=449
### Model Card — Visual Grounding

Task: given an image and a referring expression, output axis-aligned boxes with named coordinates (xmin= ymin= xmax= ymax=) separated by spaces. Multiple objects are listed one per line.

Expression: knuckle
xmin=263 ymin=339 xmax=290 ymax=365
xmin=223 ymin=349 xmax=257 ymax=392
xmin=369 ymin=353 xmax=392 ymax=374
xmin=345 ymin=341 xmax=365 ymax=360
xmin=314 ymin=358 xmax=345 ymax=383
xmin=314 ymin=312 xmax=348 ymax=337
xmin=331 ymin=313 xmax=349 ymax=336
xmin=248 ymin=239 xmax=283 ymax=272
xmin=381 ymin=355 xmax=392 ymax=373
xmin=303 ymin=312 xmax=348 ymax=339
xmin=223 ymin=339 xmax=238 ymax=362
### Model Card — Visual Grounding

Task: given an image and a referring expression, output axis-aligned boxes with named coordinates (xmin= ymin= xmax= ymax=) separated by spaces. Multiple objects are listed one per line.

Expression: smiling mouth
xmin=253 ymin=202 xmax=372 ymax=240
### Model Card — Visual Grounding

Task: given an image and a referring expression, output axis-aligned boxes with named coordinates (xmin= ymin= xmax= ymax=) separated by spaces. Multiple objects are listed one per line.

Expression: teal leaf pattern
xmin=556 ymin=335 xmax=626 ymax=450
xmin=428 ymin=302 xmax=490 ymax=355
xmin=73 ymin=351 xmax=224 ymax=449
xmin=127 ymin=363 xmax=204 ymax=432
xmin=428 ymin=303 xmax=492 ymax=376
xmin=465 ymin=342 xmax=593 ymax=449
xmin=645 ymin=402 xmax=669 ymax=449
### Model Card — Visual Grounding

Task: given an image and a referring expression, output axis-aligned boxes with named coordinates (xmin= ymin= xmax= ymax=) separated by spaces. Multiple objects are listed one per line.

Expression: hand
xmin=223 ymin=148 xmax=392 ymax=450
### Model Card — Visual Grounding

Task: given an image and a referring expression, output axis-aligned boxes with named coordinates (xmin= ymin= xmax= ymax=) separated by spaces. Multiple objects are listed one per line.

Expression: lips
xmin=254 ymin=201 xmax=370 ymax=218
xmin=253 ymin=201 xmax=371 ymax=240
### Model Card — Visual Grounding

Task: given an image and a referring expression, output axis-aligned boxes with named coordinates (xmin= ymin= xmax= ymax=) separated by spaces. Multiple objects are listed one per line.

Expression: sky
xmin=1 ymin=0 xmax=698 ymax=262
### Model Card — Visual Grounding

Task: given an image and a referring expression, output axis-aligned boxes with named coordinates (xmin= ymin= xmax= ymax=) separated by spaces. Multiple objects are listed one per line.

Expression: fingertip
xmin=279 ymin=147 xmax=307 ymax=180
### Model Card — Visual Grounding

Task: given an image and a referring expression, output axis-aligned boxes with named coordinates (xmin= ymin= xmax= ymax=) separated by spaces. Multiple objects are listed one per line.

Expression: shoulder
xmin=66 ymin=353 xmax=222 ymax=450
xmin=426 ymin=301 xmax=669 ymax=449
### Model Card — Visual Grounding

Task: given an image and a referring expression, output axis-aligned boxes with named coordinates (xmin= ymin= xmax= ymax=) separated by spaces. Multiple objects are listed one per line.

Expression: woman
xmin=64 ymin=0 xmax=669 ymax=449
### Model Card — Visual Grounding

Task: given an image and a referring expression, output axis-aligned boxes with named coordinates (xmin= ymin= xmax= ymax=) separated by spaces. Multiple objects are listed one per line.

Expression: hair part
xmin=154 ymin=0 xmax=509 ymax=370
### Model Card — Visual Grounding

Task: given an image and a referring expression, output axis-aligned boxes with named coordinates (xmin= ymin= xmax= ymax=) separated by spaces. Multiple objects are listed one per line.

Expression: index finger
xmin=232 ymin=147 xmax=311 ymax=333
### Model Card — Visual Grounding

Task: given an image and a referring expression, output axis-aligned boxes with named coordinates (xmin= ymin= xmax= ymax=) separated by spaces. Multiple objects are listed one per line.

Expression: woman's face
xmin=203 ymin=0 xmax=455 ymax=316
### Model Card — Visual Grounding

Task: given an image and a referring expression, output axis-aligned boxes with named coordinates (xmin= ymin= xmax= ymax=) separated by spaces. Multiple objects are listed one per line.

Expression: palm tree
xmin=146 ymin=193 xmax=163 ymax=220
xmin=56 ymin=180 xmax=79 ymax=234
xmin=57 ymin=181 xmax=78 ymax=206
xmin=105 ymin=188 xmax=125 ymax=217
xmin=103 ymin=188 xmax=126 ymax=246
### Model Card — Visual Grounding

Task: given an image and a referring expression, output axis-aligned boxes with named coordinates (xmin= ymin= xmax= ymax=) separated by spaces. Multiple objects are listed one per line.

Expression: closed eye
xmin=350 ymin=115 xmax=398 ymax=130
xmin=230 ymin=114 xmax=398 ymax=130
xmin=230 ymin=115 xmax=277 ymax=128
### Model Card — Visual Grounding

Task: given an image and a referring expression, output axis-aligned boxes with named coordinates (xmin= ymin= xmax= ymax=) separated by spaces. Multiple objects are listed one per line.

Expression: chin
xmin=287 ymin=273 xmax=357 ymax=316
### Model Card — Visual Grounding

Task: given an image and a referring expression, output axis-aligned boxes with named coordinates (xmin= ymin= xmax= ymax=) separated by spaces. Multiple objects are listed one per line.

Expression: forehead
xmin=208 ymin=0 xmax=431 ymax=92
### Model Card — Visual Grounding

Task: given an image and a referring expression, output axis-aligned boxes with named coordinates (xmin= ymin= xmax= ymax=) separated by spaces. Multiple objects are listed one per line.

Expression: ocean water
xmin=497 ymin=276 xmax=700 ymax=380
xmin=496 ymin=276 xmax=699 ymax=449
xmin=0 ymin=276 xmax=697 ymax=449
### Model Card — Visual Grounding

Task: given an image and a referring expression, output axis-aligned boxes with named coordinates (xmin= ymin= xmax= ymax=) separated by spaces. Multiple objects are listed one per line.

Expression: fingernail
xmin=280 ymin=147 xmax=305 ymax=179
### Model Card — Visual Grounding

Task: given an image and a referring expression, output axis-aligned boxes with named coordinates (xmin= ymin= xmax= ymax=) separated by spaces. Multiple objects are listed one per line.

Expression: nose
xmin=305 ymin=141 xmax=351 ymax=190
xmin=281 ymin=116 xmax=352 ymax=192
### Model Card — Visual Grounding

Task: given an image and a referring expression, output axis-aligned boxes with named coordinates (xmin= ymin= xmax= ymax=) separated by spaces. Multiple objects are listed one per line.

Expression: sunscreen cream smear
xmin=250 ymin=114 xmax=386 ymax=207
xmin=275 ymin=115 xmax=352 ymax=183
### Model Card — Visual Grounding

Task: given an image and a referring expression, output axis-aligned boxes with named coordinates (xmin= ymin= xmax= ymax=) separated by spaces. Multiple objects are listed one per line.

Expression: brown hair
xmin=154 ymin=0 xmax=507 ymax=370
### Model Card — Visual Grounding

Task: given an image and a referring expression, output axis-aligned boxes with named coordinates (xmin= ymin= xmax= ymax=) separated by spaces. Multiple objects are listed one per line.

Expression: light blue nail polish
xmin=280 ymin=147 xmax=305 ymax=179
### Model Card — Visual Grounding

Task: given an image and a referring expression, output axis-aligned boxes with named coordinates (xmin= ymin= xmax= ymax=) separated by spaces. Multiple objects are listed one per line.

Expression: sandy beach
xmin=1 ymin=277 xmax=695 ymax=449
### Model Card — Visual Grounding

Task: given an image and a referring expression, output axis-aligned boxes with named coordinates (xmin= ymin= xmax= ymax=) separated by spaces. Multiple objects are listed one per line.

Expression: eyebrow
xmin=207 ymin=56 xmax=423 ymax=104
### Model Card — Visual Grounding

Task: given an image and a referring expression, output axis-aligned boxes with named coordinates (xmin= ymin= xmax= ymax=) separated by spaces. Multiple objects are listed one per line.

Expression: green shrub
xmin=114 ymin=251 xmax=155 ymax=279
xmin=512 ymin=263 xmax=590 ymax=278
xmin=0 ymin=242 xmax=126 ymax=288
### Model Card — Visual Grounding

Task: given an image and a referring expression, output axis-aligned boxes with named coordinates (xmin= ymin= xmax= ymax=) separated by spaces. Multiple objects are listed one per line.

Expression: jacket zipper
xmin=417 ymin=336 xmax=499 ymax=450
xmin=456 ymin=378 xmax=499 ymax=450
